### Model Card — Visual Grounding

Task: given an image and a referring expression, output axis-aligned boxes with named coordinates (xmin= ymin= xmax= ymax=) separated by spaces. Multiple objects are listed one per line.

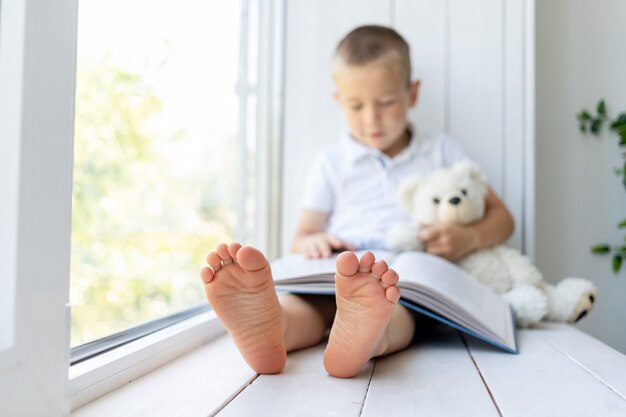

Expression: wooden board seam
xmin=209 ymin=374 xmax=259 ymax=416
xmin=543 ymin=338 xmax=626 ymax=402
xmin=460 ymin=332 xmax=505 ymax=417
xmin=358 ymin=359 xmax=377 ymax=416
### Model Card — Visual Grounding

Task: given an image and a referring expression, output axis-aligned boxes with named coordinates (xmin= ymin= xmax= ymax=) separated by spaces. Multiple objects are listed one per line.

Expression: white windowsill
xmin=71 ymin=331 xmax=255 ymax=417
xmin=69 ymin=310 xmax=229 ymax=411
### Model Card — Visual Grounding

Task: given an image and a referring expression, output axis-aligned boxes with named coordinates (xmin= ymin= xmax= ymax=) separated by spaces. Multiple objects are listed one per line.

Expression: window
xmin=1 ymin=0 xmax=283 ymax=412
xmin=70 ymin=0 xmax=261 ymax=347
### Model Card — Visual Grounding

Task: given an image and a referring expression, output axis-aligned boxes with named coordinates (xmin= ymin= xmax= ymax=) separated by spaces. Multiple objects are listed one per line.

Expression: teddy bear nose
xmin=449 ymin=196 xmax=461 ymax=205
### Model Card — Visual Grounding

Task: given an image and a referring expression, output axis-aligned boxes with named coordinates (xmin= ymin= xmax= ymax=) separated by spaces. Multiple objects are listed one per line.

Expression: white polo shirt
xmin=301 ymin=127 xmax=469 ymax=250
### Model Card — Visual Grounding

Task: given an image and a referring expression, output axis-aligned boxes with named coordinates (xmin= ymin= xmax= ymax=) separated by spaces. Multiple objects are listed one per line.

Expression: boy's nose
xmin=364 ymin=106 xmax=381 ymax=124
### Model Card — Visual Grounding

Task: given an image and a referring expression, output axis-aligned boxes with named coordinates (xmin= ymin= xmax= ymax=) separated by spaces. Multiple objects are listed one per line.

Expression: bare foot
xmin=200 ymin=243 xmax=286 ymax=374
xmin=324 ymin=251 xmax=401 ymax=378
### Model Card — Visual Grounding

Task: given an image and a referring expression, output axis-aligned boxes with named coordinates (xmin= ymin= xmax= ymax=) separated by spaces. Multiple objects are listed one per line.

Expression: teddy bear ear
xmin=397 ymin=176 xmax=422 ymax=212
xmin=454 ymin=159 xmax=487 ymax=186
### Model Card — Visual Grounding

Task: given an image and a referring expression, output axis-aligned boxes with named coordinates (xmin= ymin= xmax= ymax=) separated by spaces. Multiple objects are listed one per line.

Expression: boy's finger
xmin=326 ymin=235 xmax=343 ymax=248
xmin=426 ymin=244 xmax=452 ymax=259
xmin=312 ymin=241 xmax=326 ymax=258
xmin=326 ymin=235 xmax=355 ymax=251
xmin=343 ymin=241 xmax=356 ymax=251
xmin=305 ymin=244 xmax=317 ymax=259
xmin=419 ymin=227 xmax=438 ymax=241
xmin=318 ymin=241 xmax=332 ymax=258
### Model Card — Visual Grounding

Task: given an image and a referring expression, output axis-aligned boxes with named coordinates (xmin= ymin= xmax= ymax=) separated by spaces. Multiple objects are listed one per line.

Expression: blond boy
xmin=200 ymin=25 xmax=514 ymax=378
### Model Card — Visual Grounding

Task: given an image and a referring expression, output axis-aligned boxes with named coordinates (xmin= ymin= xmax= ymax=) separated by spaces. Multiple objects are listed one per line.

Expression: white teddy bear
xmin=386 ymin=160 xmax=597 ymax=327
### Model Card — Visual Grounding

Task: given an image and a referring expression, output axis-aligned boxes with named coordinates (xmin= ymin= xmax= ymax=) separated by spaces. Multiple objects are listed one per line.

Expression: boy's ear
xmin=409 ymin=80 xmax=421 ymax=107
xmin=397 ymin=176 xmax=422 ymax=212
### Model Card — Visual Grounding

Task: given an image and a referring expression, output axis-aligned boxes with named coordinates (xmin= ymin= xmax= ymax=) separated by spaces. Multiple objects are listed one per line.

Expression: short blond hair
xmin=332 ymin=25 xmax=411 ymax=85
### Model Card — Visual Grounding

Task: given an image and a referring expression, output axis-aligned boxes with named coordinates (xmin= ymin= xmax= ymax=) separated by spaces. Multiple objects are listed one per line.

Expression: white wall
xmin=281 ymin=0 xmax=532 ymax=255
xmin=536 ymin=0 xmax=626 ymax=353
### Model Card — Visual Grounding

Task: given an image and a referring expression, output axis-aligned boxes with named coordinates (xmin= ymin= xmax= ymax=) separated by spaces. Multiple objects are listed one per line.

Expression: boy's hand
xmin=296 ymin=233 xmax=356 ymax=259
xmin=419 ymin=224 xmax=477 ymax=262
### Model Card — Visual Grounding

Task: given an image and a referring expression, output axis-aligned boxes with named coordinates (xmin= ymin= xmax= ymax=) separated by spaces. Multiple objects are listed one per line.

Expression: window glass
xmin=71 ymin=0 xmax=247 ymax=346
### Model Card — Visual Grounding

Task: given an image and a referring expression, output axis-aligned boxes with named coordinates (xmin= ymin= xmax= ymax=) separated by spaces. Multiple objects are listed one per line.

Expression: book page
xmin=391 ymin=251 xmax=512 ymax=342
xmin=271 ymin=250 xmax=397 ymax=281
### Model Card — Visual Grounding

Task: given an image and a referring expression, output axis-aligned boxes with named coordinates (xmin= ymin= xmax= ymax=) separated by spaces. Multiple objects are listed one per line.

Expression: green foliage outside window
xmin=71 ymin=56 xmax=235 ymax=345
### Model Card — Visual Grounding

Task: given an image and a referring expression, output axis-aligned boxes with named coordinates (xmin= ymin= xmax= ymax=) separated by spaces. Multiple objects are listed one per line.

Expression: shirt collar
xmin=340 ymin=123 xmax=420 ymax=166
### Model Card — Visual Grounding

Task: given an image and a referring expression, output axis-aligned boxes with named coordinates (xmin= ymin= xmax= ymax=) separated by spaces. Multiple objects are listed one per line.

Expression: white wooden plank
xmin=466 ymin=326 xmax=626 ymax=417
xmin=395 ymin=0 xmax=447 ymax=135
xmin=362 ymin=325 xmax=499 ymax=417
xmin=281 ymin=0 xmax=392 ymax=255
xmin=448 ymin=0 xmax=504 ymax=195
xmin=219 ymin=344 xmax=374 ymax=416
xmin=534 ymin=323 xmax=626 ymax=399
xmin=72 ymin=335 xmax=256 ymax=417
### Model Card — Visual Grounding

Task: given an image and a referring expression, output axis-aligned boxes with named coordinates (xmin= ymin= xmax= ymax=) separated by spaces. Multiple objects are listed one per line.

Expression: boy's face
xmin=334 ymin=56 xmax=420 ymax=158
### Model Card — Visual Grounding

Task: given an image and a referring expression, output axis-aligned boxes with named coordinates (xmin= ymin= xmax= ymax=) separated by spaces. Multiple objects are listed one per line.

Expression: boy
xmin=200 ymin=25 xmax=514 ymax=378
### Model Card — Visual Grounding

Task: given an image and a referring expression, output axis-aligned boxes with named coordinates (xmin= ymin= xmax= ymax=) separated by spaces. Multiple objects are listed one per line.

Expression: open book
xmin=272 ymin=250 xmax=518 ymax=354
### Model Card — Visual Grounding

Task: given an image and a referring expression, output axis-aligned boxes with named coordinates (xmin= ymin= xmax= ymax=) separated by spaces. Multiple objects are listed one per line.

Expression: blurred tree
xmin=71 ymin=56 xmax=235 ymax=345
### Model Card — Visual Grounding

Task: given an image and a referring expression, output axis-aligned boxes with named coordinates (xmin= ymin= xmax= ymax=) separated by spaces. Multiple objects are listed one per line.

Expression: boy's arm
xmin=291 ymin=209 xmax=356 ymax=258
xmin=419 ymin=187 xmax=515 ymax=261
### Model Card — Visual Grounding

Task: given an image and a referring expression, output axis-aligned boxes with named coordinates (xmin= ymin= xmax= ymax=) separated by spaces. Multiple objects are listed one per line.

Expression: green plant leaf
xmin=615 ymin=126 xmax=626 ymax=144
xmin=592 ymin=244 xmax=611 ymax=253
xmin=591 ymin=119 xmax=602 ymax=135
xmin=611 ymin=113 xmax=626 ymax=129
xmin=598 ymin=100 xmax=607 ymax=117
xmin=619 ymin=220 xmax=626 ymax=229
xmin=577 ymin=110 xmax=592 ymax=122
xmin=613 ymin=254 xmax=623 ymax=273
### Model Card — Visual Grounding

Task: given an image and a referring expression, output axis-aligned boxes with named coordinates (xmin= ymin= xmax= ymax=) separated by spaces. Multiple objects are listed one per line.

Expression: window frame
xmin=0 ymin=0 xmax=285 ymax=413
xmin=0 ymin=0 xmax=77 ymax=415
xmin=65 ymin=0 xmax=285 ymax=411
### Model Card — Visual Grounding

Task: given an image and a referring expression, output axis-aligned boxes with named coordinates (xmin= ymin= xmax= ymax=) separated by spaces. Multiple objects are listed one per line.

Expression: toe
xmin=236 ymin=246 xmax=268 ymax=272
xmin=228 ymin=242 xmax=242 ymax=260
xmin=200 ymin=266 xmax=214 ymax=284
xmin=336 ymin=251 xmax=360 ymax=276
xmin=381 ymin=269 xmax=399 ymax=289
xmin=371 ymin=260 xmax=388 ymax=277
xmin=216 ymin=243 xmax=233 ymax=264
xmin=207 ymin=252 xmax=223 ymax=273
xmin=359 ymin=252 xmax=375 ymax=273
xmin=385 ymin=286 xmax=401 ymax=304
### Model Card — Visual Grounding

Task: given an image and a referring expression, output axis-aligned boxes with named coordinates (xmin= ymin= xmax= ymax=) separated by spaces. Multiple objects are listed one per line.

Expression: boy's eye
xmin=461 ymin=189 xmax=467 ymax=196
xmin=350 ymin=104 xmax=363 ymax=111
xmin=433 ymin=197 xmax=441 ymax=205
xmin=378 ymin=99 xmax=396 ymax=107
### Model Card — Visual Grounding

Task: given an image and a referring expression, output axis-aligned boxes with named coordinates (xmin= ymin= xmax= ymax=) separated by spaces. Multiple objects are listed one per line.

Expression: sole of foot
xmin=324 ymin=251 xmax=400 ymax=378
xmin=200 ymin=243 xmax=286 ymax=374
